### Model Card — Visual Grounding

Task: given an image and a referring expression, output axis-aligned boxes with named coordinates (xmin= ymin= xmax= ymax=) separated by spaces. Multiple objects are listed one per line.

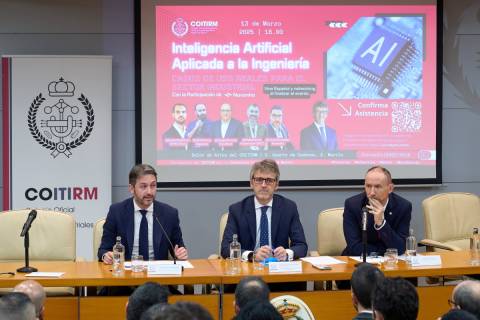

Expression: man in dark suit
xmin=342 ymin=166 xmax=412 ymax=257
xmin=186 ymin=103 xmax=212 ymax=139
xmin=163 ymin=103 xmax=188 ymax=150
xmin=211 ymin=103 xmax=243 ymax=149
xmin=265 ymin=105 xmax=292 ymax=150
xmin=350 ymin=263 xmax=385 ymax=320
xmin=300 ymin=101 xmax=338 ymax=151
xmin=221 ymin=159 xmax=307 ymax=261
xmin=98 ymin=164 xmax=188 ymax=262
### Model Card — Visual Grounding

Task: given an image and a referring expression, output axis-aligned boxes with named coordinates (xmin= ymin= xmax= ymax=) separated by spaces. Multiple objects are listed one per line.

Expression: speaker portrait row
xmin=98 ymin=161 xmax=410 ymax=264
xmin=161 ymin=101 xmax=337 ymax=152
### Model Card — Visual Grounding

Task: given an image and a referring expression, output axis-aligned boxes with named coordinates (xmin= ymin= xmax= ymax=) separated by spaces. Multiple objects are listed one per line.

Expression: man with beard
xmin=163 ymin=103 xmax=188 ymax=149
xmin=186 ymin=103 xmax=212 ymax=139
xmin=265 ymin=105 xmax=292 ymax=150
xmin=98 ymin=164 xmax=188 ymax=263
xmin=342 ymin=166 xmax=411 ymax=257
xmin=221 ymin=159 xmax=307 ymax=262
xmin=242 ymin=104 xmax=267 ymax=150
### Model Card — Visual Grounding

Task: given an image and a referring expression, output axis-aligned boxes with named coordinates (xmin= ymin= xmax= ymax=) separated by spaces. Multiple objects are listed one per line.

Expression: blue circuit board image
xmin=326 ymin=16 xmax=424 ymax=99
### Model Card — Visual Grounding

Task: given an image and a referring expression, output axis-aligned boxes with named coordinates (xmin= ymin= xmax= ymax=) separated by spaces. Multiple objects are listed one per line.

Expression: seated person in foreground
xmin=221 ymin=159 xmax=308 ymax=262
xmin=342 ymin=166 xmax=412 ymax=257
xmin=98 ymin=164 xmax=188 ymax=263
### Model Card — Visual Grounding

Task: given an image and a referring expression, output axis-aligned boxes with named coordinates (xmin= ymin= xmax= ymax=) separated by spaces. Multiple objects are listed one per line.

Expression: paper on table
xmin=410 ymin=255 xmax=442 ymax=267
xmin=301 ymin=256 xmax=346 ymax=265
xmin=25 ymin=272 xmax=64 ymax=278
xmin=349 ymin=256 xmax=384 ymax=264
xmin=124 ymin=260 xmax=193 ymax=269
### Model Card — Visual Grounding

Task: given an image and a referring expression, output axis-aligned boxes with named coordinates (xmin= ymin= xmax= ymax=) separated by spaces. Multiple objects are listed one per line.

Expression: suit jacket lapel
xmin=126 ymin=199 xmax=135 ymax=254
xmin=152 ymin=201 xmax=163 ymax=259
xmin=271 ymin=195 xmax=281 ymax=247
xmin=245 ymin=197 xmax=257 ymax=246
xmin=385 ymin=193 xmax=396 ymax=221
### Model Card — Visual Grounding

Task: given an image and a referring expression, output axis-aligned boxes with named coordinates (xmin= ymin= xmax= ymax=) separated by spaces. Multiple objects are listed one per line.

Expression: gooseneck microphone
xmin=20 ymin=209 xmax=37 ymax=237
xmin=18 ymin=209 xmax=38 ymax=273
xmin=361 ymin=206 xmax=368 ymax=263
xmin=153 ymin=213 xmax=179 ymax=265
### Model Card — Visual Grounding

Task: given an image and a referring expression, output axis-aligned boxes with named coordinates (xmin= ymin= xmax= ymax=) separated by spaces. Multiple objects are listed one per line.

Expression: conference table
xmin=0 ymin=251 xmax=478 ymax=320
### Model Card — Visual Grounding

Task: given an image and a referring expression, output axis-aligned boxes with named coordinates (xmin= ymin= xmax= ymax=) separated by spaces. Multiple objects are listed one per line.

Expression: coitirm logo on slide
xmin=172 ymin=18 xmax=189 ymax=37
xmin=27 ymin=77 xmax=95 ymax=158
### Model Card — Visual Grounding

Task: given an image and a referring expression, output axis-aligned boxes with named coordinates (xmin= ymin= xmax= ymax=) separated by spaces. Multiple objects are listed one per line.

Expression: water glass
xmin=225 ymin=257 xmax=240 ymax=275
xmin=131 ymin=254 xmax=144 ymax=273
xmin=384 ymin=248 xmax=398 ymax=269
xmin=252 ymin=249 xmax=265 ymax=271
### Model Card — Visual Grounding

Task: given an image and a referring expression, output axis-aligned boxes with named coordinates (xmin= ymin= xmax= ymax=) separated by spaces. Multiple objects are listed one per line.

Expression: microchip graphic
xmin=352 ymin=27 xmax=415 ymax=97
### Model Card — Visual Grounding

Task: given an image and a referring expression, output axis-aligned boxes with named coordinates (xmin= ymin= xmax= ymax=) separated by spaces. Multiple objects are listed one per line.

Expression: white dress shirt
xmin=132 ymin=200 xmax=154 ymax=260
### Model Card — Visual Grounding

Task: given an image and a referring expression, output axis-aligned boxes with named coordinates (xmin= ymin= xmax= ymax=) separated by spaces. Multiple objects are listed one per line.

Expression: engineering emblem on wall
xmin=27 ymin=77 xmax=95 ymax=158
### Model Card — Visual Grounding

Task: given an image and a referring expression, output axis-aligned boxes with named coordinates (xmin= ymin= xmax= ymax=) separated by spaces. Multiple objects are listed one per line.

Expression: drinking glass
xmin=131 ymin=254 xmax=144 ymax=273
xmin=384 ymin=248 xmax=398 ymax=269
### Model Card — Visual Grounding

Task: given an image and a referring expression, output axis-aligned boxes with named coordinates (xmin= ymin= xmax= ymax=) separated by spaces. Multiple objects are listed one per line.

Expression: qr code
xmin=391 ymin=102 xmax=422 ymax=132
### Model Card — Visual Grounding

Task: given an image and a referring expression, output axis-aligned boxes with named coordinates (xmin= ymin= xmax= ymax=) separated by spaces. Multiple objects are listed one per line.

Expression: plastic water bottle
xmin=112 ymin=236 xmax=125 ymax=275
xmin=229 ymin=234 xmax=241 ymax=273
xmin=470 ymin=228 xmax=480 ymax=266
xmin=405 ymin=228 xmax=417 ymax=265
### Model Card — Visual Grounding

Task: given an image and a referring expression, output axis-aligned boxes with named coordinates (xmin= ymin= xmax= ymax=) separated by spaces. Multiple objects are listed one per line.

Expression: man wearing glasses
xmin=300 ymin=101 xmax=338 ymax=151
xmin=220 ymin=159 xmax=308 ymax=262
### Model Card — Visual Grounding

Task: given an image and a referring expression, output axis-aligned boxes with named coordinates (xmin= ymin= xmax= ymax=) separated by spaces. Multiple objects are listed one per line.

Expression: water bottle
xmin=229 ymin=234 xmax=241 ymax=274
xmin=470 ymin=228 xmax=480 ymax=266
xmin=112 ymin=236 xmax=125 ymax=275
xmin=405 ymin=228 xmax=417 ymax=265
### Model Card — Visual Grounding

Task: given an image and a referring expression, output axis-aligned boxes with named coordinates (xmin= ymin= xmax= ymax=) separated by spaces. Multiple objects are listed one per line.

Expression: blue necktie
xmin=139 ymin=209 xmax=149 ymax=261
xmin=260 ymin=206 xmax=269 ymax=247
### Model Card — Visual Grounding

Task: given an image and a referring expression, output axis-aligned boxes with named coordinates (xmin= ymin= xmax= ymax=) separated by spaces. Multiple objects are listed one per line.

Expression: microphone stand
xmin=17 ymin=231 xmax=37 ymax=273
xmin=154 ymin=214 xmax=183 ymax=271
xmin=356 ymin=207 xmax=369 ymax=267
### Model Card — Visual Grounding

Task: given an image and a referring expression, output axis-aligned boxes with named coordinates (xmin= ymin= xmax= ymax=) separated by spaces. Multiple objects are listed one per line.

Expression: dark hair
xmin=144 ymin=301 xmax=213 ymax=320
xmin=126 ymin=282 xmax=169 ymax=320
xmin=366 ymin=166 xmax=393 ymax=183
xmin=312 ymin=101 xmax=328 ymax=113
xmin=270 ymin=105 xmax=283 ymax=113
xmin=441 ymin=309 xmax=478 ymax=320
xmin=140 ymin=303 xmax=168 ymax=320
xmin=171 ymin=103 xmax=186 ymax=113
xmin=454 ymin=281 xmax=480 ymax=319
xmin=235 ymin=276 xmax=270 ymax=310
xmin=372 ymin=277 xmax=418 ymax=320
xmin=351 ymin=263 xmax=384 ymax=309
xmin=0 ymin=292 xmax=36 ymax=320
xmin=129 ymin=164 xmax=158 ymax=186
xmin=236 ymin=300 xmax=282 ymax=320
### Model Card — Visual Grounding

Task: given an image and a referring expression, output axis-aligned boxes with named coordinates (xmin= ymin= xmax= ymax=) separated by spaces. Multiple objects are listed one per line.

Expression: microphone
xmin=153 ymin=213 xmax=179 ymax=265
xmin=361 ymin=206 xmax=368 ymax=231
xmin=20 ymin=210 xmax=37 ymax=237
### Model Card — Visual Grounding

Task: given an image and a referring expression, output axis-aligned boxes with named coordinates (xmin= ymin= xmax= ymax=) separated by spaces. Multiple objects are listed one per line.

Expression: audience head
xmin=441 ymin=309 xmax=478 ymax=320
xmin=141 ymin=301 xmax=213 ymax=320
xmin=234 ymin=276 xmax=270 ymax=314
xmin=126 ymin=282 xmax=169 ymax=320
xmin=350 ymin=263 xmax=384 ymax=312
xmin=235 ymin=300 xmax=282 ymax=320
xmin=372 ymin=277 xmax=418 ymax=320
xmin=451 ymin=280 xmax=480 ymax=319
xmin=0 ymin=292 xmax=36 ymax=320
xmin=13 ymin=280 xmax=46 ymax=320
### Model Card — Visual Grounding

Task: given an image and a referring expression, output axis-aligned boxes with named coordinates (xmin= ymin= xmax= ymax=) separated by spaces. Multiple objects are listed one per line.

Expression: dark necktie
xmin=139 ymin=209 xmax=149 ymax=261
xmin=260 ymin=206 xmax=269 ymax=247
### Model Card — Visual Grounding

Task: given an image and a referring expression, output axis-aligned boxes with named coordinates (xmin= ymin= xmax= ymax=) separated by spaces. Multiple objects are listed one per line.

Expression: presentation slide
xmin=141 ymin=2 xmax=440 ymax=186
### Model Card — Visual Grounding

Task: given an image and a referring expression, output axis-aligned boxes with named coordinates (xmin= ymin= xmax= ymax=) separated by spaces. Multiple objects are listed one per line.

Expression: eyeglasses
xmin=448 ymin=299 xmax=458 ymax=308
xmin=252 ymin=177 xmax=276 ymax=185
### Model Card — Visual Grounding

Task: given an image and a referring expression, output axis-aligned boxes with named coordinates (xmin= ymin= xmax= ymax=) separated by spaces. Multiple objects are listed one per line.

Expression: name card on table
xmin=148 ymin=264 xmax=183 ymax=275
xmin=268 ymin=261 xmax=302 ymax=273
xmin=26 ymin=272 xmax=65 ymax=278
xmin=410 ymin=255 xmax=442 ymax=267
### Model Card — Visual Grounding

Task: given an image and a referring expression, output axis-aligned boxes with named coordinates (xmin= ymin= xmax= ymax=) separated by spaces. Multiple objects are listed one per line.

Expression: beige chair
xmin=419 ymin=192 xmax=480 ymax=251
xmin=310 ymin=207 xmax=346 ymax=256
xmin=0 ymin=209 xmax=76 ymax=295
xmin=271 ymin=294 xmax=315 ymax=320
xmin=208 ymin=212 xmax=229 ymax=259
xmin=93 ymin=218 xmax=106 ymax=260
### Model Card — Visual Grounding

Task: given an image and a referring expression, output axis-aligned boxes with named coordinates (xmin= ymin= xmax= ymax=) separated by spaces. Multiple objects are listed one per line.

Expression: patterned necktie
xmin=139 ymin=209 xmax=149 ymax=261
xmin=259 ymin=206 xmax=269 ymax=247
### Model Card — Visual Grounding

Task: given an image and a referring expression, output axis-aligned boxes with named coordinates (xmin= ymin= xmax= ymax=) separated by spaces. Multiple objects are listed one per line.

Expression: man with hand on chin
xmin=98 ymin=164 xmax=188 ymax=264
xmin=221 ymin=159 xmax=307 ymax=262
xmin=342 ymin=166 xmax=412 ymax=257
